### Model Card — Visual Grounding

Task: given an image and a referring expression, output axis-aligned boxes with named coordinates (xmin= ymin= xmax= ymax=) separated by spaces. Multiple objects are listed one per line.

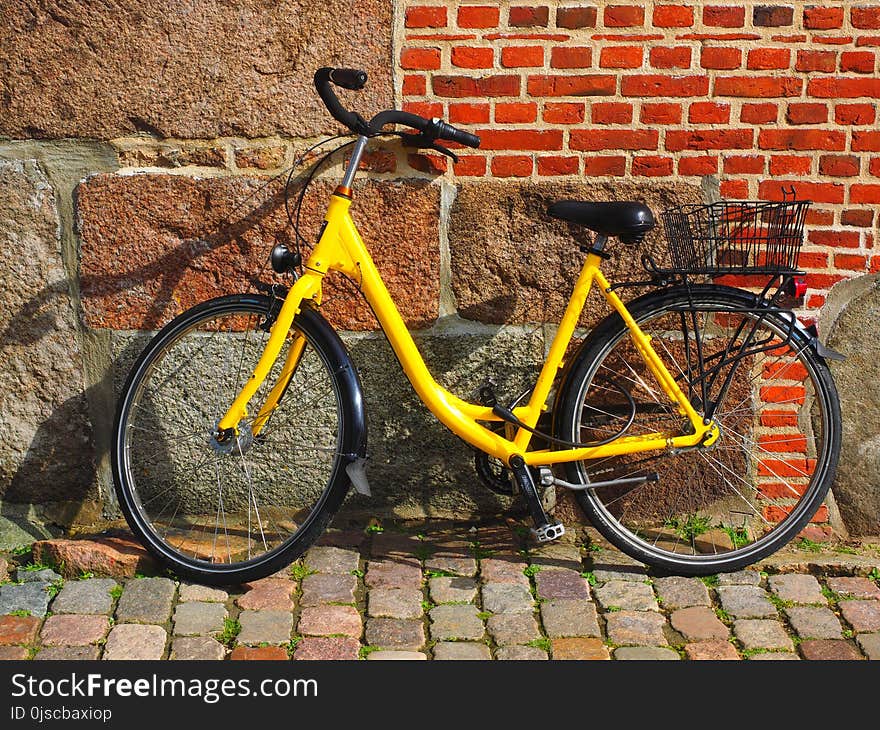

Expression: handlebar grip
xmin=435 ymin=120 xmax=481 ymax=149
xmin=329 ymin=68 xmax=368 ymax=90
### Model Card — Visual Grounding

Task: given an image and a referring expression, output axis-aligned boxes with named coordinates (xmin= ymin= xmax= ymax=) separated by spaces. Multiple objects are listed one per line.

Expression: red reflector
xmin=792 ymin=276 xmax=808 ymax=299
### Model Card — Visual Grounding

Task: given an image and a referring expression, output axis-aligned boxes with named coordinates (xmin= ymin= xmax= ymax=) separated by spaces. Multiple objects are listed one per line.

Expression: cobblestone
xmin=425 ymin=554 xmax=477 ymax=577
xmin=551 ymin=637 xmax=610 ymax=660
xmin=238 ymin=610 xmax=294 ymax=645
xmin=799 ymin=639 xmax=862 ymax=660
xmin=300 ymin=573 xmax=357 ymax=606
xmin=748 ymin=651 xmax=800 ymax=660
xmin=366 ymin=650 xmax=427 ymax=660
xmin=103 ymin=624 xmax=167 ymax=660
xmin=605 ymin=611 xmax=668 ymax=646
xmin=172 ymin=602 xmax=227 ymax=636
xmin=785 ymin=606 xmax=843 ymax=639
xmin=481 ymin=583 xmax=533 ymax=614
xmin=487 ymin=612 xmax=541 ymax=645
xmin=298 ymin=605 xmax=361 ymax=638
xmin=496 ymin=645 xmax=548 ymax=660
xmin=17 ymin=568 xmax=62 ymax=584
xmin=670 ymin=607 xmax=729 ymax=641
xmin=716 ymin=585 xmax=776 ymax=618
xmin=856 ymin=633 xmax=880 ymax=659
xmin=365 ymin=618 xmax=425 ymax=650
xmin=170 ymin=637 xmax=226 ymax=660
xmin=365 ymin=559 xmax=422 ymax=590
xmin=237 ymin=579 xmax=295 ymax=611
xmin=684 ymin=640 xmax=740 ymax=660
xmin=653 ymin=576 xmax=710 ymax=610
xmin=534 ymin=569 xmax=590 ymax=601
xmin=51 ymin=578 xmax=117 ymax=615
xmin=540 ymin=600 xmax=600 ymax=638
xmin=40 ymin=615 xmax=109 ymax=646
xmin=0 ymin=615 xmax=41 ymax=645
xmin=0 ymin=581 xmax=53 ymax=617
xmin=0 ymin=646 xmax=29 ymax=659
xmin=429 ymin=604 xmax=484 ymax=640
xmin=294 ymin=637 xmax=359 ymax=660
xmin=839 ymin=600 xmax=880 ymax=633
xmin=734 ymin=620 xmax=794 ymax=651
xmin=34 ymin=646 xmax=101 ymax=660
xmin=116 ymin=578 xmax=176 ymax=624
xmin=368 ymin=588 xmax=422 ymax=619
xmin=614 ymin=646 xmax=680 ymax=660
xmin=716 ymin=570 xmax=762 ymax=586
xmin=769 ymin=574 xmax=825 ymax=605
xmin=479 ymin=558 xmax=530 ymax=586
xmin=178 ymin=584 xmax=228 ymax=603
xmin=304 ymin=546 xmax=360 ymax=575
xmin=229 ymin=646 xmax=288 ymax=660
xmin=429 ymin=576 xmax=477 ymax=604
xmin=432 ymin=642 xmax=491 ymax=660
xmin=826 ymin=577 xmax=880 ymax=600
xmin=595 ymin=580 xmax=658 ymax=612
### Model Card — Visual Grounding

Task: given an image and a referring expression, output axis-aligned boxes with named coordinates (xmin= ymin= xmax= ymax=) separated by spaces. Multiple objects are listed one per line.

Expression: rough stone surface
xmin=367 ymin=588 xmax=422 ymax=619
xmin=116 ymin=578 xmax=176 ymax=624
xmin=486 ymin=612 xmax=541 ymax=645
xmin=716 ymin=586 xmax=777 ymax=618
xmin=0 ymin=1 xmax=393 ymax=139
xmin=0 ymin=160 xmax=95 ymax=505
xmin=17 ymin=568 xmax=61 ymax=584
xmin=40 ymin=615 xmax=109 ymax=646
xmin=769 ymin=574 xmax=826 ymax=604
xmin=170 ymin=637 xmax=226 ymax=661
xmin=495 ymin=645 xmax=548 ymax=660
xmin=0 ymin=646 xmax=29 ymax=659
xmin=366 ymin=650 xmax=427 ymax=660
xmin=839 ymin=600 xmax=880 ymax=632
xmin=238 ymin=610 xmax=294 ymax=645
xmin=365 ymin=560 xmax=423 ymax=590
xmin=103 ymin=624 xmax=167 ymax=660
xmin=534 ymin=569 xmax=590 ymax=601
xmin=301 ymin=573 xmax=358 ymax=606
xmin=178 ymin=584 xmax=228 ymax=603
xmin=670 ymin=607 xmax=729 ymax=641
xmin=551 ymin=637 xmax=610 ymax=660
xmin=748 ymin=652 xmax=800 ymax=660
xmin=304 ymin=546 xmax=361 ymax=575
xmin=716 ymin=570 xmax=762 ymax=586
xmin=653 ymin=576 xmax=711 ymax=610
xmin=540 ymin=600 xmax=601 ymax=638
xmin=799 ymin=639 xmax=863 ymax=660
xmin=0 ymin=557 xmax=7 ymax=582
xmin=229 ymin=646 xmax=288 ymax=660
xmin=614 ymin=647 xmax=681 ymax=660
xmin=298 ymin=605 xmax=361 ymax=638
xmin=785 ymin=606 xmax=843 ymax=639
xmin=51 ymin=578 xmax=117 ymax=615
xmin=684 ymin=640 xmax=741 ymax=660
xmin=734 ymin=620 xmax=794 ymax=651
xmin=365 ymin=618 xmax=425 ymax=650
xmin=34 ymin=646 xmax=101 ymax=660
xmin=293 ymin=637 xmax=359 ymax=661
xmin=449 ymin=180 xmax=701 ymax=326
xmin=0 ymin=615 xmax=41 ymax=645
xmin=425 ymin=554 xmax=477 ymax=577
xmin=172 ymin=602 xmax=227 ymax=636
xmin=429 ymin=576 xmax=477 ymax=604
xmin=432 ymin=642 xmax=492 ymax=660
xmin=479 ymin=559 xmax=530 ymax=586
xmin=33 ymin=537 xmax=156 ymax=579
xmin=79 ymin=176 xmax=440 ymax=331
xmin=605 ymin=611 xmax=668 ymax=646
xmin=481 ymin=583 xmax=533 ymax=615
xmin=827 ymin=276 xmax=880 ymax=535
xmin=595 ymin=581 xmax=658 ymax=612
xmin=856 ymin=633 xmax=880 ymax=660
xmin=429 ymin=604 xmax=485 ymax=641
xmin=827 ymin=577 xmax=880 ymax=600
xmin=237 ymin=579 xmax=294 ymax=611
xmin=0 ymin=581 xmax=53 ymax=617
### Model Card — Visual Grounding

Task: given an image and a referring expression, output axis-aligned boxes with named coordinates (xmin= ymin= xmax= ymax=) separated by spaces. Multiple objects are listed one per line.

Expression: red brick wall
xmin=400 ymin=1 xmax=880 ymax=315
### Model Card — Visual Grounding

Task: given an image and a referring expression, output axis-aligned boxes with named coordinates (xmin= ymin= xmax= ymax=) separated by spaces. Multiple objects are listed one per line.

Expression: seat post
xmin=587 ymin=233 xmax=609 ymax=257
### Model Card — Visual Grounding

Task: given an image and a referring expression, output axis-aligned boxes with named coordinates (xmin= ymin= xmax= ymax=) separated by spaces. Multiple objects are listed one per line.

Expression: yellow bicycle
xmin=113 ymin=68 xmax=841 ymax=584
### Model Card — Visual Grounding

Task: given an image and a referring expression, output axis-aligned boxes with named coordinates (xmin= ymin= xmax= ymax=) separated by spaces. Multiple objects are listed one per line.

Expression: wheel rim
xmin=118 ymin=301 xmax=343 ymax=570
xmin=570 ymin=297 xmax=835 ymax=565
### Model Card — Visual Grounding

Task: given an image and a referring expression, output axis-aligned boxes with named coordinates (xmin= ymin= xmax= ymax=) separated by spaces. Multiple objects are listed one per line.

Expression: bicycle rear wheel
xmin=112 ymin=294 xmax=365 ymax=585
xmin=554 ymin=285 xmax=841 ymax=575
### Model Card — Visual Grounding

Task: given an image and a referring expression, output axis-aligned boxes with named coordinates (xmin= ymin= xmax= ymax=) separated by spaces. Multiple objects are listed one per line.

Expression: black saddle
xmin=548 ymin=200 xmax=655 ymax=244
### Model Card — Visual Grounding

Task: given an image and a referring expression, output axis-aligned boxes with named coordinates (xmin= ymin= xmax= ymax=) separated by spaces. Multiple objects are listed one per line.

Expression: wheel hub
xmin=209 ymin=422 xmax=254 ymax=455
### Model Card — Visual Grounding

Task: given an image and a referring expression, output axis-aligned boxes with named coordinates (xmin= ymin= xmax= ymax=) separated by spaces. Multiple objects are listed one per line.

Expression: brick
xmin=841 ymin=51 xmax=875 ymax=73
xmin=805 ymin=7 xmax=844 ymax=30
xmin=724 ymin=155 xmax=764 ymax=174
xmin=405 ymin=6 xmax=447 ymax=28
xmin=583 ymin=156 xmax=626 ymax=175
xmin=853 ymin=131 xmax=880 ymax=151
xmin=703 ymin=6 xmax=745 ymax=27
xmin=684 ymin=640 xmax=740 ymax=660
xmin=819 ymin=155 xmax=861 ymax=177
xmin=758 ymin=129 xmax=846 ymax=151
xmin=478 ymin=129 xmax=562 ymax=150
xmin=797 ymin=50 xmax=837 ymax=73
xmin=433 ymin=75 xmax=520 ymax=98
xmin=641 ymin=102 xmax=682 ymax=124
xmin=721 ymin=180 xmax=750 ymax=198
xmin=600 ymin=46 xmax=643 ymax=69
xmin=678 ymin=156 xmax=718 ymax=175
xmin=537 ymin=155 xmax=579 ymax=176
xmin=491 ymin=155 xmax=533 ymax=177
xmin=457 ymin=6 xmax=500 ymax=28
xmin=604 ymin=5 xmax=644 ymax=27
xmin=527 ymin=74 xmax=616 ymax=96
xmin=230 ymin=646 xmax=288 ymax=660
xmin=502 ymin=46 xmax=544 ymax=68
xmin=170 ymin=637 xmax=226 ymax=660
xmin=852 ymin=6 xmax=880 ymax=29
xmin=715 ymin=76 xmax=801 ymax=97
xmin=449 ymin=103 xmax=489 ymax=124
xmin=33 ymin=537 xmax=155 ymax=580
xmin=834 ymin=253 xmax=867 ymax=270
xmin=293 ymin=636 xmax=359 ymax=661
xmin=839 ymin=600 xmax=880 ymax=632
xmin=0 ymin=616 xmax=40 ymax=646
xmin=509 ymin=6 xmax=549 ymax=27
xmin=41 ymin=615 xmax=109 ymax=646
xmin=653 ymin=5 xmax=693 ymax=28
xmin=666 ymin=129 xmax=752 ymax=151
xmin=770 ymin=156 xmax=812 ymax=175
xmin=571 ymin=129 xmax=658 ymax=151
xmin=800 ymin=639 xmax=862 ymax=660
xmin=701 ymin=47 xmax=742 ymax=70
xmin=809 ymin=77 xmax=880 ymax=98
xmin=754 ymin=6 xmax=794 ymax=27
xmin=841 ymin=209 xmax=875 ymax=227
xmin=551 ymin=637 xmax=609 ymax=660
xmin=622 ymin=74 xmax=709 ymax=97
xmin=543 ymin=102 xmax=584 ymax=124
xmin=402 ymin=74 xmax=426 ymax=95
xmin=851 ymin=184 xmax=880 ymax=203
xmin=495 ymin=102 xmax=537 ymax=123
xmin=688 ymin=101 xmax=729 ymax=124
xmin=557 ymin=6 xmax=598 ymax=29
xmin=103 ymin=624 xmax=167 ymax=660
xmin=809 ymin=229 xmax=861 ymax=247
xmin=650 ymin=46 xmax=692 ymax=68
xmin=741 ymin=103 xmax=778 ymax=124
xmin=748 ymin=48 xmax=790 ymax=70
xmin=366 ymin=618 xmax=425 ymax=650
xmin=453 ymin=155 xmax=487 ymax=176
xmin=400 ymin=48 xmax=441 ymax=71
xmin=592 ymin=102 xmax=633 ymax=124
xmin=549 ymin=46 xmax=591 ymax=68
xmin=452 ymin=46 xmax=493 ymax=68
xmin=786 ymin=103 xmax=828 ymax=125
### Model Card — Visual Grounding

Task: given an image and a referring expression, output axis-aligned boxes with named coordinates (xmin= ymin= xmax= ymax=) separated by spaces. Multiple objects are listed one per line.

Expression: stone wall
xmin=1 ymin=1 xmax=879 ymax=538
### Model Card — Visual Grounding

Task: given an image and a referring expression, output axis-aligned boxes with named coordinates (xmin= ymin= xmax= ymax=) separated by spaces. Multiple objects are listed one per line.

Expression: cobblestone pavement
xmin=1 ymin=521 xmax=879 ymax=661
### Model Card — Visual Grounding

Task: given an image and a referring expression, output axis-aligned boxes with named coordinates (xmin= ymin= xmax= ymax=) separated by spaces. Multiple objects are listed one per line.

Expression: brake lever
xmin=397 ymin=132 xmax=459 ymax=163
xmin=428 ymin=142 xmax=459 ymax=163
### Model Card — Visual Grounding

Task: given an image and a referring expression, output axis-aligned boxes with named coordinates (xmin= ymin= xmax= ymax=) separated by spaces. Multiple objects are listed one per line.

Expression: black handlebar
xmin=313 ymin=66 xmax=481 ymax=150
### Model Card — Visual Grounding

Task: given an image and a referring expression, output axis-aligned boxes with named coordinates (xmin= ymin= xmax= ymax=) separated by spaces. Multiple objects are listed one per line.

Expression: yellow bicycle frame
xmin=218 ymin=188 xmax=718 ymax=467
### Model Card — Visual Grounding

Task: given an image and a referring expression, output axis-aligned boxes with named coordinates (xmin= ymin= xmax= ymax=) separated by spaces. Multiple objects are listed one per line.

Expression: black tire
xmin=112 ymin=294 xmax=366 ymax=585
xmin=554 ymin=285 xmax=841 ymax=575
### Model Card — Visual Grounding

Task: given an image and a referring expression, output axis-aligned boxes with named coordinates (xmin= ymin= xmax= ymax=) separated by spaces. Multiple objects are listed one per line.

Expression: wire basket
xmin=658 ymin=196 xmax=810 ymax=276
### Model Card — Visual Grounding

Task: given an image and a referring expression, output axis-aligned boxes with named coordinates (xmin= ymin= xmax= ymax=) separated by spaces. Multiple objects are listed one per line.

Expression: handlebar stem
xmin=340 ymin=135 xmax=369 ymax=193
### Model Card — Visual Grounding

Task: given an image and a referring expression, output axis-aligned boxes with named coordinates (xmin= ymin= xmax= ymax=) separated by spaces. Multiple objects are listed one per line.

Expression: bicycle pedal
xmin=531 ymin=522 xmax=565 ymax=543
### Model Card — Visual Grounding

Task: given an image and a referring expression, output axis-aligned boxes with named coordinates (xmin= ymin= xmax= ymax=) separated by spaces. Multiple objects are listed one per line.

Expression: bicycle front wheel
xmin=112 ymin=294 xmax=364 ymax=584
xmin=555 ymin=285 xmax=841 ymax=575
